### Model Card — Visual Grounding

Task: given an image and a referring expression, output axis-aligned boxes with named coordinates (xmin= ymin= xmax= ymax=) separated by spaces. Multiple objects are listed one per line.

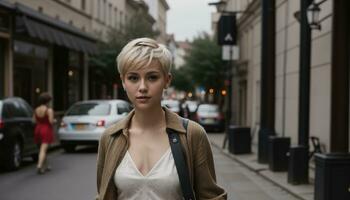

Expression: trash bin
xmin=228 ymin=126 xmax=251 ymax=154
xmin=287 ymin=146 xmax=309 ymax=184
xmin=268 ymin=136 xmax=290 ymax=171
xmin=314 ymin=153 xmax=350 ymax=200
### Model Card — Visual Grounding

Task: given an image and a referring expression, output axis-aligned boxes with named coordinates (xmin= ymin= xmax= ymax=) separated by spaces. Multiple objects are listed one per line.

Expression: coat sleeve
xmin=96 ymin=133 xmax=108 ymax=200
xmin=192 ymin=124 xmax=227 ymax=200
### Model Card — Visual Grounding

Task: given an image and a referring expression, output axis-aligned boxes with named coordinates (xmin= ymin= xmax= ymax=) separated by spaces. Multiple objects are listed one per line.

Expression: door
xmin=14 ymin=67 xmax=32 ymax=104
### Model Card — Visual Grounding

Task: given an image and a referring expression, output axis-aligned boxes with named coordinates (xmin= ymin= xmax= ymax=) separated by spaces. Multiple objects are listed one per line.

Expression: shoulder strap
xmin=167 ymin=118 xmax=196 ymax=200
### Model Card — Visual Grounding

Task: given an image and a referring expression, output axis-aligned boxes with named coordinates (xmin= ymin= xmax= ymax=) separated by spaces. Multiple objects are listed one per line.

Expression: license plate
xmin=74 ymin=124 xmax=86 ymax=130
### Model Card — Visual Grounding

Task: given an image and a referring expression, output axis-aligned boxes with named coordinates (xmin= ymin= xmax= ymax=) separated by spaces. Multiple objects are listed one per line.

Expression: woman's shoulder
xmin=186 ymin=119 xmax=207 ymax=140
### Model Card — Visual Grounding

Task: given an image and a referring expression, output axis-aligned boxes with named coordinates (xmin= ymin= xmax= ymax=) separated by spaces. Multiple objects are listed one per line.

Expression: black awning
xmin=15 ymin=3 xmax=98 ymax=55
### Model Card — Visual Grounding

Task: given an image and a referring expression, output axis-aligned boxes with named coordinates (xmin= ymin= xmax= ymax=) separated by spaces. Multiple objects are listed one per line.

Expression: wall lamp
xmin=208 ymin=1 xmax=253 ymax=16
xmin=294 ymin=0 xmax=328 ymax=30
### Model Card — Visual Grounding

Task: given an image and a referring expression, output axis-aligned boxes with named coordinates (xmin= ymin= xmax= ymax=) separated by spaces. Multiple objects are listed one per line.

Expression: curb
xmin=210 ymin=141 xmax=309 ymax=200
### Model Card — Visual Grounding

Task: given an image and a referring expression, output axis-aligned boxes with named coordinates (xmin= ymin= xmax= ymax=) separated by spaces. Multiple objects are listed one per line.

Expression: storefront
xmin=13 ymin=40 xmax=49 ymax=105
xmin=13 ymin=3 xmax=97 ymax=109
xmin=0 ymin=1 xmax=13 ymax=99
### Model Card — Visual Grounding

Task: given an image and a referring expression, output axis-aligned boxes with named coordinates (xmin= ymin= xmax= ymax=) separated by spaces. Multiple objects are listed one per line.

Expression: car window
xmin=117 ymin=103 xmax=130 ymax=115
xmin=2 ymin=100 xmax=28 ymax=118
xmin=66 ymin=103 xmax=111 ymax=116
xmin=197 ymin=105 xmax=219 ymax=113
xmin=18 ymin=99 xmax=33 ymax=117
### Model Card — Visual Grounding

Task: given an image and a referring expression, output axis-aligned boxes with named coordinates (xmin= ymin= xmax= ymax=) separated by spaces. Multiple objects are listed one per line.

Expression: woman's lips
xmin=136 ymin=96 xmax=150 ymax=102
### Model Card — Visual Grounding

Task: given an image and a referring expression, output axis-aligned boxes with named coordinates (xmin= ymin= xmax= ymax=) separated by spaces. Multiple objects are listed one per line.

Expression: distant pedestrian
xmin=96 ymin=38 xmax=227 ymax=200
xmin=33 ymin=92 xmax=54 ymax=174
xmin=180 ymin=99 xmax=190 ymax=118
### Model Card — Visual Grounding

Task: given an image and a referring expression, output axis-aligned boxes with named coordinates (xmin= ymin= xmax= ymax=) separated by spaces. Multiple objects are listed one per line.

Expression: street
xmin=0 ymin=147 xmax=97 ymax=200
xmin=0 ymin=134 xmax=300 ymax=200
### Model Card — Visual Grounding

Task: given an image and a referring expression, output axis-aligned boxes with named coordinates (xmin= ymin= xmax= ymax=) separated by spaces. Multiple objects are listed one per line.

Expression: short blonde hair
xmin=116 ymin=38 xmax=172 ymax=76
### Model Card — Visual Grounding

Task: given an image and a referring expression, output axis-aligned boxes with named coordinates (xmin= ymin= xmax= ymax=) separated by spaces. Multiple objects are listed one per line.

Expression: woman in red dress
xmin=33 ymin=92 xmax=54 ymax=174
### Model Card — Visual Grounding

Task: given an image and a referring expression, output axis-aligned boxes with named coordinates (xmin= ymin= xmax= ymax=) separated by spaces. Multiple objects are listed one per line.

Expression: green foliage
xmin=184 ymin=33 xmax=226 ymax=91
xmin=171 ymin=67 xmax=194 ymax=92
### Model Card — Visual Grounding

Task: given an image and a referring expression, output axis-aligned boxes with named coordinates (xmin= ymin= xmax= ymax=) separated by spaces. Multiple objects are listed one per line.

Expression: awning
xmin=14 ymin=3 xmax=97 ymax=55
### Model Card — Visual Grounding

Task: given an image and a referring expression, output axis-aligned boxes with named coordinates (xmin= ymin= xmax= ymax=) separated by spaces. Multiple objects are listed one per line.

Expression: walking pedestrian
xmin=96 ymin=38 xmax=227 ymax=200
xmin=33 ymin=92 xmax=54 ymax=174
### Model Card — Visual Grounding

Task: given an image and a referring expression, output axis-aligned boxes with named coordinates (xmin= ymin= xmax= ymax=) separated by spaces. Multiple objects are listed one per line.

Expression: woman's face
xmin=122 ymin=60 xmax=171 ymax=110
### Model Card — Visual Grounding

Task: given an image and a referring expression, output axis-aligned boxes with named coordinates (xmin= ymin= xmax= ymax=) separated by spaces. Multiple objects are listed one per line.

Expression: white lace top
xmin=114 ymin=148 xmax=182 ymax=200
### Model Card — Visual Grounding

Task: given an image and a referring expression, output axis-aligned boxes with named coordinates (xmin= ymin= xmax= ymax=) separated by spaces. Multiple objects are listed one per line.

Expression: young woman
xmin=33 ymin=92 xmax=54 ymax=174
xmin=96 ymin=38 xmax=227 ymax=200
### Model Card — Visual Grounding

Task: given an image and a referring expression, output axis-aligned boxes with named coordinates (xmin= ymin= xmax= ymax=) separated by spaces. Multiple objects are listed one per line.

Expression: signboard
xmin=217 ymin=15 xmax=237 ymax=45
xmin=222 ymin=45 xmax=239 ymax=61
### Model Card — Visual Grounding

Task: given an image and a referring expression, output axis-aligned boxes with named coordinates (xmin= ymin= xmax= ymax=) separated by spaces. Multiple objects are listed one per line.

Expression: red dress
xmin=34 ymin=109 xmax=54 ymax=144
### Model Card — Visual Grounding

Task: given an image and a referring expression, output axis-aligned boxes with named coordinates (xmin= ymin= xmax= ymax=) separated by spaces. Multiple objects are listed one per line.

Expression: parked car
xmin=195 ymin=104 xmax=225 ymax=132
xmin=161 ymin=99 xmax=181 ymax=114
xmin=58 ymin=100 xmax=132 ymax=152
xmin=0 ymin=97 xmax=38 ymax=170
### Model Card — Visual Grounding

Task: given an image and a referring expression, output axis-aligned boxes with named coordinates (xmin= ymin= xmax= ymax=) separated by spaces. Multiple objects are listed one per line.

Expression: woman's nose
xmin=138 ymin=79 xmax=147 ymax=92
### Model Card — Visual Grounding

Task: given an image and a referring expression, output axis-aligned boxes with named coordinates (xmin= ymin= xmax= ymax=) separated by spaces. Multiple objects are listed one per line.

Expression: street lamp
xmin=307 ymin=1 xmax=321 ymax=30
xmin=294 ymin=0 xmax=328 ymax=30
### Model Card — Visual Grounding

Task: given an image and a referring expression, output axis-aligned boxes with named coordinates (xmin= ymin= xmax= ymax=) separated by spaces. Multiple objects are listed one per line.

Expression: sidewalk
xmin=208 ymin=133 xmax=314 ymax=200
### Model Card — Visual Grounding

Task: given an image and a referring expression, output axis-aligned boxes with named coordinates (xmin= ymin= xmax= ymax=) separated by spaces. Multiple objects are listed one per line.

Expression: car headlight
xmin=0 ymin=133 xmax=3 ymax=140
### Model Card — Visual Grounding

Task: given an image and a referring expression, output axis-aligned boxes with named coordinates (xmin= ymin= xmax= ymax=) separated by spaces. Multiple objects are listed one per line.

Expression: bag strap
xmin=167 ymin=118 xmax=196 ymax=200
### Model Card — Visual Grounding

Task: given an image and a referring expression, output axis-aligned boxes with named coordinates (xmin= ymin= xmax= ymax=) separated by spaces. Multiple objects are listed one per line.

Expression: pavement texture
xmin=208 ymin=133 xmax=315 ymax=200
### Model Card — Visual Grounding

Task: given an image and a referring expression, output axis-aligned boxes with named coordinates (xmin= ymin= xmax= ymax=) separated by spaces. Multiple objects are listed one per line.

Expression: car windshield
xmin=162 ymin=100 xmax=179 ymax=108
xmin=198 ymin=105 xmax=219 ymax=113
xmin=66 ymin=103 xmax=111 ymax=116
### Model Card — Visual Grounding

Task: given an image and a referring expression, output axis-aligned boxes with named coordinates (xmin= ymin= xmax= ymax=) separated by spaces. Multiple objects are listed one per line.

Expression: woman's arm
xmin=192 ymin=125 xmax=227 ymax=199
xmin=47 ymin=108 xmax=54 ymax=124
xmin=96 ymin=133 xmax=108 ymax=200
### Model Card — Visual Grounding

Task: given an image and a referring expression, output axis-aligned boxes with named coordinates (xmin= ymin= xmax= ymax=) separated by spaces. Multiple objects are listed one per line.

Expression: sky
xmin=167 ymin=0 xmax=216 ymax=42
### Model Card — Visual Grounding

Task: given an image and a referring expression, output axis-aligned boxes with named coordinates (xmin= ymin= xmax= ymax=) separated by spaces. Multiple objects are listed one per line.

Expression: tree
xmin=183 ymin=33 xmax=226 ymax=102
xmin=89 ymin=11 xmax=159 ymax=99
xmin=171 ymin=67 xmax=194 ymax=92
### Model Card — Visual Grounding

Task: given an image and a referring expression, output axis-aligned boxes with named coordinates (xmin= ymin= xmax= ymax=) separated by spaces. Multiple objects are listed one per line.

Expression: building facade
xmin=212 ymin=0 xmax=350 ymax=186
xmin=144 ymin=0 xmax=169 ymax=43
xmin=2 ymin=0 xmax=169 ymax=112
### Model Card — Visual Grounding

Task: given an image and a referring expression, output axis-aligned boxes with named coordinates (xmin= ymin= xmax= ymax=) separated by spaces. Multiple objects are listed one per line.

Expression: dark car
xmin=0 ymin=97 xmax=38 ymax=170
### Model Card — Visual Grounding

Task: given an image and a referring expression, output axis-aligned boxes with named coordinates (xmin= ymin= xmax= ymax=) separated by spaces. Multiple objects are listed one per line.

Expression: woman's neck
xmin=131 ymin=106 xmax=166 ymax=131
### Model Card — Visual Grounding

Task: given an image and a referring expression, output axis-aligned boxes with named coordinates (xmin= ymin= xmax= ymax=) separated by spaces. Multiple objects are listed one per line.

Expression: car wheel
xmin=63 ymin=144 xmax=76 ymax=153
xmin=5 ymin=139 xmax=22 ymax=170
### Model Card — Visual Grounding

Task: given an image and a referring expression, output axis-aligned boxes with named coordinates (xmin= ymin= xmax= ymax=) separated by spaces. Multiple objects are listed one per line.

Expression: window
xmin=103 ymin=0 xmax=106 ymax=23
xmin=81 ymin=0 xmax=86 ymax=10
xmin=38 ymin=6 xmax=43 ymax=13
xmin=117 ymin=103 xmax=131 ymax=115
xmin=114 ymin=7 xmax=118 ymax=28
xmin=109 ymin=3 xmax=112 ymax=26
xmin=2 ymin=100 xmax=28 ymax=118
xmin=67 ymin=103 xmax=111 ymax=116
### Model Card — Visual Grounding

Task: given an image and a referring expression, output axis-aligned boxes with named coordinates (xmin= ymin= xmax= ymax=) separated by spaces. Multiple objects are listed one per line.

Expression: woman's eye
xmin=127 ymin=76 xmax=139 ymax=81
xmin=148 ymin=75 xmax=159 ymax=81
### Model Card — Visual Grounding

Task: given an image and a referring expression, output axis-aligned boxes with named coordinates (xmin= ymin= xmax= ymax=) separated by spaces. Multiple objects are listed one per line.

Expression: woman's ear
xmin=165 ymin=73 xmax=172 ymax=89
xmin=120 ymin=75 xmax=126 ymax=90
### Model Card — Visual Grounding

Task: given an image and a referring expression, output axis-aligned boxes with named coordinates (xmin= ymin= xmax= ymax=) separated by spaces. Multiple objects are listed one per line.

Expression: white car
xmin=58 ymin=100 xmax=132 ymax=152
xmin=161 ymin=99 xmax=180 ymax=114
